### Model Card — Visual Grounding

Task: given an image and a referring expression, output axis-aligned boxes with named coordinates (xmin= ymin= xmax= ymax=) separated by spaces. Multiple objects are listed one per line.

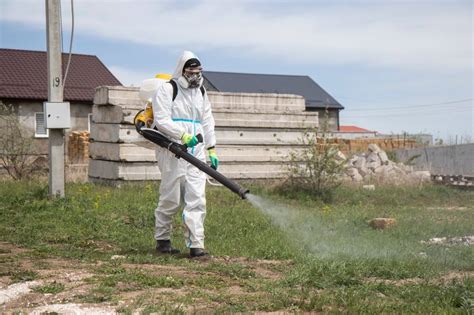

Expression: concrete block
xmin=219 ymin=163 xmax=289 ymax=179
xmin=89 ymin=123 xmax=140 ymax=143
xmin=412 ymin=171 xmax=431 ymax=182
xmin=392 ymin=165 xmax=405 ymax=175
xmin=213 ymin=110 xmax=318 ymax=129
xmin=207 ymin=91 xmax=305 ymax=113
xmin=129 ymin=142 xmax=305 ymax=163
xmin=89 ymin=142 xmax=304 ymax=164
xmin=374 ymin=165 xmax=385 ymax=174
xmin=358 ymin=166 xmax=369 ymax=177
xmin=382 ymin=165 xmax=395 ymax=174
xmin=355 ymin=156 xmax=366 ymax=169
xmin=90 ymin=142 xmax=157 ymax=162
xmin=216 ymin=128 xmax=305 ymax=145
xmin=94 ymin=86 xmax=142 ymax=106
xmin=348 ymin=155 xmax=359 ymax=165
xmin=93 ymin=107 xmax=319 ymax=128
xmin=352 ymin=173 xmax=364 ymax=182
xmin=94 ymin=87 xmax=306 ymax=113
xmin=92 ymin=104 xmax=141 ymax=124
xmin=367 ymin=161 xmax=380 ymax=171
xmin=368 ymin=143 xmax=382 ymax=153
xmin=367 ymin=152 xmax=380 ymax=163
xmin=88 ymin=159 xmax=160 ymax=180
xmin=88 ymin=159 xmax=290 ymax=181
xmin=346 ymin=167 xmax=360 ymax=177
xmin=378 ymin=150 xmax=389 ymax=165
xmin=217 ymin=145 xmax=305 ymax=162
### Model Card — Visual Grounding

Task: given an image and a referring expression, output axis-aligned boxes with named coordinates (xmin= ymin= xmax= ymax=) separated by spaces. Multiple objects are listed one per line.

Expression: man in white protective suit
xmin=152 ymin=51 xmax=218 ymax=258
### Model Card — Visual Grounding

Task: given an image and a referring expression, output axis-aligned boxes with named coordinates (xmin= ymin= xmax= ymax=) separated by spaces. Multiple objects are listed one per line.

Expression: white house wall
xmin=9 ymin=100 xmax=92 ymax=155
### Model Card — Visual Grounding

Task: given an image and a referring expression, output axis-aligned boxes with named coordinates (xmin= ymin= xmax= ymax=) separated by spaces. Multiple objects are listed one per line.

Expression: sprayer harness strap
xmin=168 ymin=79 xmax=206 ymax=101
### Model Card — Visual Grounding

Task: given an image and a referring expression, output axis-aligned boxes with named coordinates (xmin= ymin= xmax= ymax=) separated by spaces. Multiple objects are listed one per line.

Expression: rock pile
xmin=342 ymin=144 xmax=431 ymax=184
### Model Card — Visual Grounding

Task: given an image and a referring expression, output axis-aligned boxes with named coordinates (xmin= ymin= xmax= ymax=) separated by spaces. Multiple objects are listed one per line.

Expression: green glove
xmin=181 ymin=133 xmax=199 ymax=147
xmin=208 ymin=147 xmax=219 ymax=170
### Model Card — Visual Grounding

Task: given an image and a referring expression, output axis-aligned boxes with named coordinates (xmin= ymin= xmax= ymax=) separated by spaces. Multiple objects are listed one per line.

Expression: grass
xmin=0 ymin=179 xmax=473 ymax=313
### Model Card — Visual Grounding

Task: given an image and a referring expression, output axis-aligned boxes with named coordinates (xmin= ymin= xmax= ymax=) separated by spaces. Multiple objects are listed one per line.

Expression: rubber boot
xmin=156 ymin=240 xmax=180 ymax=255
xmin=190 ymin=248 xmax=210 ymax=259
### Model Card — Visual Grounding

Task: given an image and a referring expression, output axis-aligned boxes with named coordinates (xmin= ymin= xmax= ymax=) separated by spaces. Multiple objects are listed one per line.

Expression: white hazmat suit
xmin=152 ymin=51 xmax=216 ymax=250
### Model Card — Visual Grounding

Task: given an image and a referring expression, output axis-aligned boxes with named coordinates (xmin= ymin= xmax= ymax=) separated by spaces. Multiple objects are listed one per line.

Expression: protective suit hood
xmin=173 ymin=51 xmax=203 ymax=89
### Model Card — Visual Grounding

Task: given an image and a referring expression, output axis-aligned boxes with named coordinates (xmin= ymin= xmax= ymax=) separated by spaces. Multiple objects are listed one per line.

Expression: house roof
xmin=203 ymin=71 xmax=344 ymax=110
xmin=0 ymin=48 xmax=122 ymax=102
xmin=339 ymin=125 xmax=376 ymax=133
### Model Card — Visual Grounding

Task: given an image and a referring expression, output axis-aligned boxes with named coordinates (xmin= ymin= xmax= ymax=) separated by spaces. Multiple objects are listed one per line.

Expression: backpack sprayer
xmin=134 ymin=75 xmax=249 ymax=199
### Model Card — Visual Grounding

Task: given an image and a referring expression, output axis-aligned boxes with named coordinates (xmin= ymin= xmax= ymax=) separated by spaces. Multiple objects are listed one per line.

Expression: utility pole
xmin=46 ymin=0 xmax=65 ymax=197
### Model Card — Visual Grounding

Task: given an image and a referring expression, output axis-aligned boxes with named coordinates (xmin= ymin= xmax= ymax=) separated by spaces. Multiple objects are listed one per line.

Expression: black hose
xmin=140 ymin=128 xmax=249 ymax=199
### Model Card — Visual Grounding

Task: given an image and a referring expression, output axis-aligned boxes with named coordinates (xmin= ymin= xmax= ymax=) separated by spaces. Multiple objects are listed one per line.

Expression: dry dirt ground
xmin=0 ymin=242 xmax=293 ymax=314
xmin=2 ymin=241 xmax=472 ymax=314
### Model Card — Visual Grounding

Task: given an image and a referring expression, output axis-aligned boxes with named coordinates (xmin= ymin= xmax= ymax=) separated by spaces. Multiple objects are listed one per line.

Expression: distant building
xmin=338 ymin=125 xmax=378 ymax=138
xmin=0 ymin=48 xmax=121 ymax=155
xmin=203 ymin=71 xmax=344 ymax=131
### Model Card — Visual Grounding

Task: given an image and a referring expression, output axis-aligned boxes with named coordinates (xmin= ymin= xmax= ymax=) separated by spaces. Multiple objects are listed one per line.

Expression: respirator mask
xmin=183 ymin=67 xmax=203 ymax=88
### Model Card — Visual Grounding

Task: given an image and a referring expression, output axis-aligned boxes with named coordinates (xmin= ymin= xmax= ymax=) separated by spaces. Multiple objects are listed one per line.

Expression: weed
xmin=10 ymin=269 xmax=38 ymax=283
xmin=385 ymin=150 xmax=399 ymax=163
xmin=33 ymin=282 xmax=65 ymax=294
xmin=406 ymin=154 xmax=422 ymax=165
xmin=200 ymin=262 xmax=257 ymax=280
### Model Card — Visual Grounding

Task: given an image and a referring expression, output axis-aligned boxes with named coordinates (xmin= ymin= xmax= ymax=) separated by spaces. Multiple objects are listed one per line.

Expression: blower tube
xmin=137 ymin=126 xmax=249 ymax=199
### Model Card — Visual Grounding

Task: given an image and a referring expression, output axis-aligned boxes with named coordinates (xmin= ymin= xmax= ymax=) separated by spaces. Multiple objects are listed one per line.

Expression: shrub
xmin=284 ymin=127 xmax=346 ymax=200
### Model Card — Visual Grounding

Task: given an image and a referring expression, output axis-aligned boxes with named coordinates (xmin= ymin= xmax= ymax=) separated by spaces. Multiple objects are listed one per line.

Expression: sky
xmin=1 ymin=0 xmax=473 ymax=142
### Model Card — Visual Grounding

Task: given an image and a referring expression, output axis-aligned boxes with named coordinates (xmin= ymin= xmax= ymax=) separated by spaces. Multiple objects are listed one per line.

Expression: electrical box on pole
xmin=44 ymin=102 xmax=71 ymax=129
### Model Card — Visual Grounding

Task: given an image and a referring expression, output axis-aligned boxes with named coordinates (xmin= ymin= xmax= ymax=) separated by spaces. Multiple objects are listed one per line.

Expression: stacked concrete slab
xmin=88 ymin=86 xmax=318 ymax=183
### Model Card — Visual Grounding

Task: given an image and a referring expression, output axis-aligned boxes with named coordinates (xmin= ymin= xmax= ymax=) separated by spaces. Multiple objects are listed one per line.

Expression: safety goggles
xmin=183 ymin=66 xmax=203 ymax=76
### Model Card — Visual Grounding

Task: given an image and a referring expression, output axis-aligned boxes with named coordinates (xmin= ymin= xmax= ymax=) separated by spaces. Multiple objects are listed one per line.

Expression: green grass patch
xmin=0 ymin=180 xmax=473 ymax=312
xmin=94 ymin=261 xmax=185 ymax=291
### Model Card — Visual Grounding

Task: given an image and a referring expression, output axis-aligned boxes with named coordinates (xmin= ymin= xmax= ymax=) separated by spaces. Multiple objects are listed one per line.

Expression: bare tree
xmin=0 ymin=102 xmax=36 ymax=180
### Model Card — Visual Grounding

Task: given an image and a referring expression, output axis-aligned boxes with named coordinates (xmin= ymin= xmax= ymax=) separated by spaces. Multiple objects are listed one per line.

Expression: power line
xmin=59 ymin=0 xmax=63 ymax=53
xmin=63 ymin=0 xmax=74 ymax=89
xmin=342 ymin=106 xmax=472 ymax=118
xmin=343 ymin=98 xmax=473 ymax=111
xmin=343 ymin=103 xmax=472 ymax=116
